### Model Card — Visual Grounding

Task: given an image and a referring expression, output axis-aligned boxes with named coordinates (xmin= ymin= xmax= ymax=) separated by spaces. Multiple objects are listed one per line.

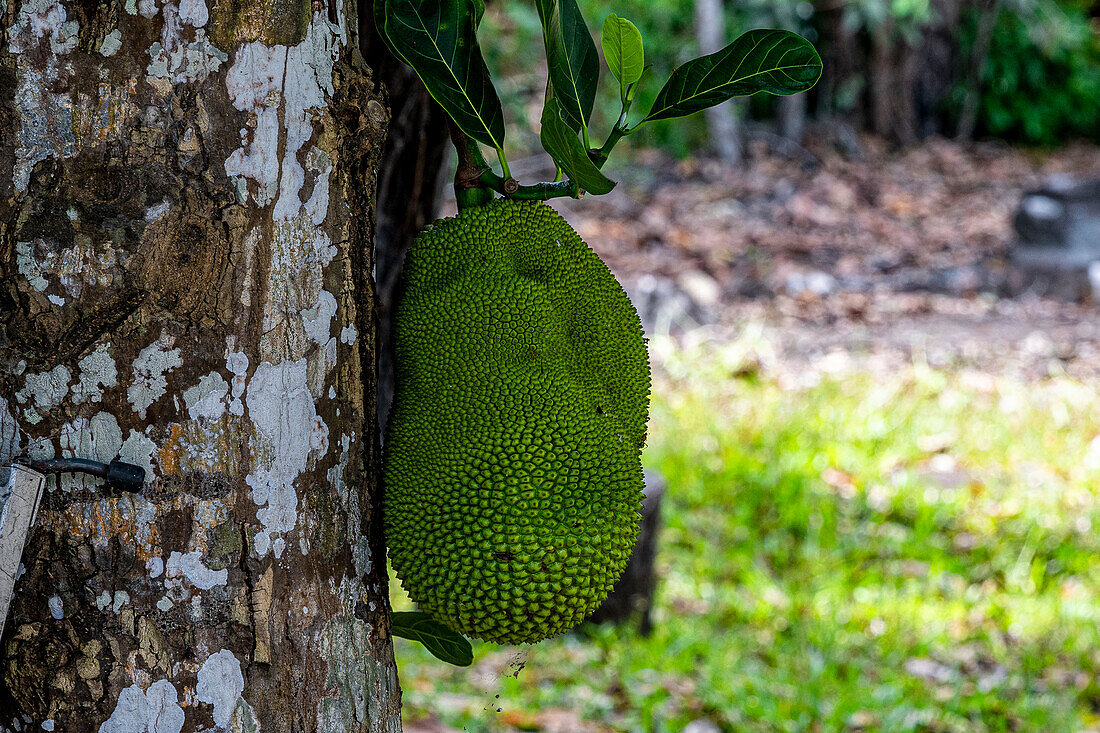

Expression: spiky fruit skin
xmin=384 ymin=198 xmax=650 ymax=644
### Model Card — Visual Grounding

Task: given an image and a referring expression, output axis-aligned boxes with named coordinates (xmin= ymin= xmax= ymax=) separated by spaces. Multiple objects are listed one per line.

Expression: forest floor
xmin=558 ymin=136 xmax=1100 ymax=381
xmin=403 ymin=139 xmax=1100 ymax=732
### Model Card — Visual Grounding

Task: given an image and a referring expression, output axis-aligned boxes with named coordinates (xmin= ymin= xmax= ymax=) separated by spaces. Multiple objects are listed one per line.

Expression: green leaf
xmin=540 ymin=98 xmax=616 ymax=195
xmin=375 ymin=0 xmax=505 ymax=149
xmin=537 ymin=0 xmax=599 ymax=133
xmin=391 ymin=612 xmax=474 ymax=667
xmin=643 ymin=29 xmax=822 ymax=123
xmin=469 ymin=0 xmax=484 ymax=27
xmin=601 ymin=14 xmax=644 ymax=89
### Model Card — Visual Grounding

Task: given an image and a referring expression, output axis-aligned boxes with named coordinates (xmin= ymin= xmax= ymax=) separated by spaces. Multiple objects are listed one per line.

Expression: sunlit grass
xmin=392 ymin=335 xmax=1100 ymax=732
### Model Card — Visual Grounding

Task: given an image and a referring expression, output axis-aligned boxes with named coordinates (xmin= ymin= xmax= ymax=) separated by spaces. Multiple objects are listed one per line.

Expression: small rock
xmin=904 ymin=657 xmax=955 ymax=683
xmin=785 ymin=269 xmax=837 ymax=297
xmin=677 ymin=270 xmax=721 ymax=308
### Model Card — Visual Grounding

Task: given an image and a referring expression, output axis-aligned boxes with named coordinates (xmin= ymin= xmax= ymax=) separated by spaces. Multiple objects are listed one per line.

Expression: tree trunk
xmin=778 ymin=93 xmax=807 ymax=144
xmin=694 ymin=0 xmax=742 ymax=164
xmin=956 ymin=0 xmax=998 ymax=141
xmin=0 ymin=0 xmax=401 ymax=730
xmin=869 ymin=19 xmax=896 ymax=141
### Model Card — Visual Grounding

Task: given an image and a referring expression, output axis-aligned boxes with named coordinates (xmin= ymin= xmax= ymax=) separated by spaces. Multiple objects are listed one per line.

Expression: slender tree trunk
xmin=0 ymin=0 xmax=401 ymax=730
xmin=956 ymin=0 xmax=999 ymax=141
xmin=914 ymin=0 xmax=963 ymax=138
xmin=778 ymin=93 xmax=807 ymax=144
xmin=870 ymin=19 xmax=896 ymax=140
xmin=694 ymin=0 xmax=742 ymax=164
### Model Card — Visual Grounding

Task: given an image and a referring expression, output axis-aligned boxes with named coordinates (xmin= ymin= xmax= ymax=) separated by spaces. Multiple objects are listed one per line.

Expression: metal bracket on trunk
xmin=0 ymin=458 xmax=145 ymax=636
xmin=0 ymin=464 xmax=46 ymax=639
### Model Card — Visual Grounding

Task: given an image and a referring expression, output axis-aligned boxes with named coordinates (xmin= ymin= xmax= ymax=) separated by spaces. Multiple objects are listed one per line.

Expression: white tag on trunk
xmin=0 ymin=464 xmax=46 ymax=638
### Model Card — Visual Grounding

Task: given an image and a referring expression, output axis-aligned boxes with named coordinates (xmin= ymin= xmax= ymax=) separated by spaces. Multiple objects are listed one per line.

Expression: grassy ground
xmin=393 ymin=336 xmax=1100 ymax=732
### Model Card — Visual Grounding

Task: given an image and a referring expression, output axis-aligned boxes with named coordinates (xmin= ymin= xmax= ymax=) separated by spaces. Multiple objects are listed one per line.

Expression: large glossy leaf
xmin=376 ymin=0 xmax=505 ymax=149
xmin=601 ymin=14 xmax=644 ymax=89
xmin=469 ymin=0 xmax=484 ymax=26
xmin=536 ymin=0 xmax=599 ymax=133
xmin=391 ymin=612 xmax=474 ymax=667
xmin=540 ymin=98 xmax=615 ymax=195
xmin=643 ymin=29 xmax=821 ymax=123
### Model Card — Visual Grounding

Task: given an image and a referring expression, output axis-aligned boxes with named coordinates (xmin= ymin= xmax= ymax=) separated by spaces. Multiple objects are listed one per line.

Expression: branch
xmin=447 ymin=120 xmax=495 ymax=209
xmin=447 ymin=121 xmax=582 ymax=203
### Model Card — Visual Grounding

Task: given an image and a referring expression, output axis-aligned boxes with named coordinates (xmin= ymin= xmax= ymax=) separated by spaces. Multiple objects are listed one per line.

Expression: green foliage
xmin=537 ymin=0 xmax=600 ymax=138
xmin=374 ymin=0 xmax=506 ymax=150
xmin=841 ymin=0 xmax=933 ymax=41
xmin=391 ymin=612 xmax=474 ymax=666
xmin=375 ymin=0 xmax=819 ymax=198
xmin=955 ymin=0 xmax=1100 ymax=146
xmin=642 ymin=29 xmax=822 ymax=122
xmin=582 ymin=0 xmax=702 ymax=155
xmin=396 ymin=341 xmax=1100 ymax=730
xmin=601 ymin=14 xmax=645 ymax=93
xmin=384 ymin=199 xmax=649 ymax=644
xmin=541 ymin=98 xmax=617 ymax=193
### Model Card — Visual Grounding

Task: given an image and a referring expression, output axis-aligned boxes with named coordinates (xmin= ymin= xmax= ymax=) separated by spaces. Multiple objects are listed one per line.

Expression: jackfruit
xmin=384 ymin=198 xmax=650 ymax=644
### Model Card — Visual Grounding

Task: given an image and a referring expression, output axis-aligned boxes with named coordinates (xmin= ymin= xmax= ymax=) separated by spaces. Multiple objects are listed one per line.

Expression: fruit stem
xmin=448 ymin=120 xmax=495 ymax=209
xmin=449 ymin=118 xmax=581 ymax=202
xmin=477 ymin=169 xmax=579 ymax=200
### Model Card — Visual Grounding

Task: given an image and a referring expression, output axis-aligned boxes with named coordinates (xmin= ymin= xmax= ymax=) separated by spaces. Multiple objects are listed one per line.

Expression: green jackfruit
xmin=384 ymin=198 xmax=650 ymax=644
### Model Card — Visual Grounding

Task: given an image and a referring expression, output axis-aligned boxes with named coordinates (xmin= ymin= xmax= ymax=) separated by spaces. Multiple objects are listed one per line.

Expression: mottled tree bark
xmin=0 ymin=0 xmax=401 ymax=730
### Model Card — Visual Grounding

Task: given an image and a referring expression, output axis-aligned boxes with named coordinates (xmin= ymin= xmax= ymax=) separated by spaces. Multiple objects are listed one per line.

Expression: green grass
xmin=392 ymin=337 xmax=1100 ymax=732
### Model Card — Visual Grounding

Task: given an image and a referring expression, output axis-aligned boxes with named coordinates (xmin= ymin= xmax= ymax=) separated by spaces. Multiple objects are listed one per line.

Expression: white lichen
xmin=100 ymin=29 xmax=122 ymax=56
xmin=226 ymin=351 xmax=248 ymax=417
xmin=339 ymin=324 xmax=357 ymax=345
xmin=99 ymin=680 xmax=185 ymax=733
xmin=72 ymin=343 xmax=118 ymax=405
xmin=144 ymin=0 xmax=225 ymax=95
xmin=16 ymin=241 xmax=47 ymax=291
xmin=128 ymin=333 xmax=182 ymax=418
xmin=196 ymin=649 xmax=244 ymax=727
xmin=58 ymin=412 xmax=122 ymax=492
xmin=48 ymin=596 xmax=63 ymax=619
xmin=302 ymin=290 xmax=337 ymax=345
xmin=119 ymin=429 xmax=157 ymax=483
xmin=177 ymin=0 xmax=207 ymax=27
xmin=9 ymin=0 xmax=79 ymax=193
xmin=16 ymin=365 xmax=71 ymax=408
xmin=182 ymin=372 xmax=229 ymax=422
xmin=28 ymin=234 xmax=118 ymax=299
xmin=144 ymin=201 xmax=172 ymax=221
xmin=223 ymin=42 xmax=285 ymax=206
xmin=165 ymin=550 xmax=226 ymax=590
xmin=245 ymin=359 xmax=327 ymax=557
